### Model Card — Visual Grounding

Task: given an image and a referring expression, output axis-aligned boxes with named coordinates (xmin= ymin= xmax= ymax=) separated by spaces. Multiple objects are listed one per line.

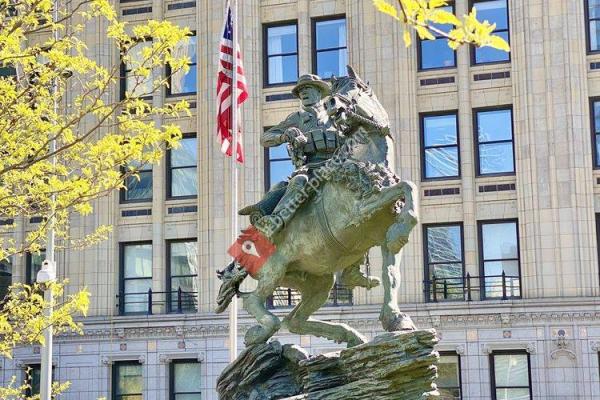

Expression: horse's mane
xmin=329 ymin=66 xmax=390 ymax=130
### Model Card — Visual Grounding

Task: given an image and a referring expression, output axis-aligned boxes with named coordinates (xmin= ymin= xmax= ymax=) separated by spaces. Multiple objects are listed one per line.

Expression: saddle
xmin=238 ymin=181 xmax=287 ymax=225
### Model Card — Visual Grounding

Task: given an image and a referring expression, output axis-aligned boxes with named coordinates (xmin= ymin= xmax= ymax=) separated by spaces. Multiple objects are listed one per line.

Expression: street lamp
xmin=37 ymin=254 xmax=56 ymax=400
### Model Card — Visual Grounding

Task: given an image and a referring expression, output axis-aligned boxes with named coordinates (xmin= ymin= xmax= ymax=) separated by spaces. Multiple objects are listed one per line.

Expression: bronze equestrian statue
xmin=217 ymin=65 xmax=418 ymax=348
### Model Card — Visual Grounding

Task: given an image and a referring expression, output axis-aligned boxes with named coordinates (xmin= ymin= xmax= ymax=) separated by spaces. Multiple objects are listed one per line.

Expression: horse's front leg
xmin=385 ymin=180 xmax=419 ymax=254
xmin=379 ymin=244 xmax=416 ymax=332
xmin=241 ymin=252 xmax=287 ymax=346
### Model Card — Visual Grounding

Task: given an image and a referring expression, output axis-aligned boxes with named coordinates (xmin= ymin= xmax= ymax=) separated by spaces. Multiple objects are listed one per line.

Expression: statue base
xmin=217 ymin=329 xmax=439 ymax=400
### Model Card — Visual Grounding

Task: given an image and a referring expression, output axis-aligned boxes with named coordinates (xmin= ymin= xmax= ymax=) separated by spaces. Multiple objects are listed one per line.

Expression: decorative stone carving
xmin=100 ymin=354 xmax=145 ymax=365
xmin=481 ymin=342 xmax=537 ymax=355
xmin=550 ymin=335 xmax=576 ymax=360
xmin=15 ymin=356 xmax=58 ymax=368
xmin=549 ymin=328 xmax=576 ymax=360
xmin=159 ymin=352 xmax=205 ymax=363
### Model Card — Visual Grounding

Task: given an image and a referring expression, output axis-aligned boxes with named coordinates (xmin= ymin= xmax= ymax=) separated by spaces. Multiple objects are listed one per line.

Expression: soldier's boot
xmin=255 ymin=175 xmax=309 ymax=238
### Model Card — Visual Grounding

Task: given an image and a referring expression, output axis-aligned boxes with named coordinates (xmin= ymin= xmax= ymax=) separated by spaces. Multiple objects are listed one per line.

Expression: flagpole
xmin=229 ymin=0 xmax=239 ymax=363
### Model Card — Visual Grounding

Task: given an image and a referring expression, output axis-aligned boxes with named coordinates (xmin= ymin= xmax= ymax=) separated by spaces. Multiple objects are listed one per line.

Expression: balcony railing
xmin=116 ymin=288 xmax=198 ymax=315
xmin=424 ymin=273 xmax=521 ymax=302
xmin=267 ymin=284 xmax=353 ymax=309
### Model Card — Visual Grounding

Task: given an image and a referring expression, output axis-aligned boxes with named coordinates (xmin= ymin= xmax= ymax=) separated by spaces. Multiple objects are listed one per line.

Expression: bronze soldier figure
xmin=240 ymin=74 xmax=345 ymax=236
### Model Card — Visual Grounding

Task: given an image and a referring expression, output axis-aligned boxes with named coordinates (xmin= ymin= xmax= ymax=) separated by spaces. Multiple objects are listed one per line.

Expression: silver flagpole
xmin=39 ymin=1 xmax=59 ymax=398
xmin=229 ymin=0 xmax=239 ymax=363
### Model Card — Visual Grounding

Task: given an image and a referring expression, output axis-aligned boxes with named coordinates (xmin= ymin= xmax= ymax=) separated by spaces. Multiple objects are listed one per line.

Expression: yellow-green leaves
xmin=0 ymin=0 xmax=190 ymax=262
xmin=372 ymin=0 xmax=510 ymax=53
xmin=403 ymin=29 xmax=412 ymax=47
xmin=0 ymin=281 xmax=87 ymax=398
xmin=488 ymin=34 xmax=510 ymax=52
xmin=373 ymin=0 xmax=401 ymax=20
xmin=0 ymin=281 xmax=90 ymax=359
xmin=448 ymin=8 xmax=510 ymax=52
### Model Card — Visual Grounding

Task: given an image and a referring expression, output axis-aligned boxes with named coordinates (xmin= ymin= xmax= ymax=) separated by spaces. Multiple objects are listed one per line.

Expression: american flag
xmin=217 ymin=2 xmax=248 ymax=163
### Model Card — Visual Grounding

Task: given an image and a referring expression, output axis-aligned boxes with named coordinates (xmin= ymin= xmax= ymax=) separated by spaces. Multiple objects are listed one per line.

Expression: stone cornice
xmin=50 ymin=308 xmax=600 ymax=342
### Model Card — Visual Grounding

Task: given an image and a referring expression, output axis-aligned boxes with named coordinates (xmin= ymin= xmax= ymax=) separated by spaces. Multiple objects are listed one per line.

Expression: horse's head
xmin=326 ymin=65 xmax=390 ymax=136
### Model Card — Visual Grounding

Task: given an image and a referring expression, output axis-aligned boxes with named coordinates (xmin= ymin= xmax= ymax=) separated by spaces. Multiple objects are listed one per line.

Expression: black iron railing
xmin=117 ymin=288 xmax=198 ymax=315
xmin=424 ymin=273 xmax=521 ymax=302
xmin=267 ymin=284 xmax=354 ymax=309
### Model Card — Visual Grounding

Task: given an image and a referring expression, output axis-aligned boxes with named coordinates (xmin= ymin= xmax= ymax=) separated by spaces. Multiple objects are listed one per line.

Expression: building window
xmin=167 ymin=134 xmax=198 ymax=199
xmin=121 ymin=162 xmax=152 ymax=203
xmin=113 ymin=361 xmax=143 ymax=400
xmin=591 ymin=99 xmax=600 ymax=168
xmin=24 ymin=364 xmax=41 ymax=397
xmin=167 ymin=240 xmax=198 ymax=313
xmin=169 ymin=360 xmax=201 ymax=400
xmin=24 ymin=364 xmax=55 ymax=397
xmin=474 ymin=107 xmax=514 ymax=176
xmin=26 ymin=250 xmax=45 ymax=285
xmin=490 ymin=351 xmax=532 ymax=400
xmin=438 ymin=352 xmax=462 ymax=399
xmin=479 ymin=220 xmax=521 ymax=299
xmin=0 ymin=256 xmax=12 ymax=300
xmin=421 ymin=112 xmax=460 ymax=179
xmin=119 ymin=242 xmax=152 ymax=315
xmin=268 ymin=287 xmax=302 ymax=308
xmin=264 ymin=22 xmax=298 ymax=86
xmin=0 ymin=65 xmax=16 ymax=78
xmin=424 ymin=224 xmax=464 ymax=302
xmin=168 ymin=34 xmax=197 ymax=95
xmin=597 ymin=214 xmax=600 ymax=280
xmin=313 ymin=17 xmax=347 ymax=78
xmin=121 ymin=40 xmax=153 ymax=99
xmin=471 ymin=0 xmax=510 ymax=64
xmin=587 ymin=0 xmax=600 ymax=53
xmin=268 ymin=281 xmax=353 ymax=309
xmin=264 ymin=143 xmax=294 ymax=190
xmin=418 ymin=4 xmax=456 ymax=70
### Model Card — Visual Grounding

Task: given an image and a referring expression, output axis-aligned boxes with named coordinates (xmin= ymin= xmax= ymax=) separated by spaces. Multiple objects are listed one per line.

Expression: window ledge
xmin=421 ymin=178 xmax=462 ymax=187
xmin=470 ymin=62 xmax=511 ymax=73
xmin=475 ymin=175 xmax=515 ymax=184
xmin=165 ymin=197 xmax=197 ymax=205
xmin=417 ymin=68 xmax=458 ymax=78
xmin=263 ymin=84 xmax=294 ymax=95
xmin=166 ymin=92 xmax=197 ymax=99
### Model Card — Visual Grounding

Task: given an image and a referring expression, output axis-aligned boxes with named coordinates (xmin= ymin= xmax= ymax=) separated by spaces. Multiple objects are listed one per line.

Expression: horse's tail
xmin=215 ymin=262 xmax=248 ymax=313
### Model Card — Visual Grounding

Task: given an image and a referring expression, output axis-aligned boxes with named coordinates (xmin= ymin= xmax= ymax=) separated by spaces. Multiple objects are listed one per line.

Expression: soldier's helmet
xmin=292 ymin=74 xmax=331 ymax=98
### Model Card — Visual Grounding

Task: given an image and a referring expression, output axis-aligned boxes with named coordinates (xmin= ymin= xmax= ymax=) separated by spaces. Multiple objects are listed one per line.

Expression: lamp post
xmin=38 ymin=1 xmax=59 ymax=397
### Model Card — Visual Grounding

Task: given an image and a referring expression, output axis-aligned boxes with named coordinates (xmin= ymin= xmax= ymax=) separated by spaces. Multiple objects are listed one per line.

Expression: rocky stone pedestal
xmin=217 ymin=329 xmax=439 ymax=400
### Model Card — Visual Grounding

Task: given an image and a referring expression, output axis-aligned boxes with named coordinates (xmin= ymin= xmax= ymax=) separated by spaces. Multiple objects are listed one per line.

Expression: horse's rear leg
xmin=282 ymin=273 xmax=367 ymax=347
xmin=380 ymin=244 xmax=416 ymax=331
xmin=340 ymin=261 xmax=380 ymax=289
xmin=241 ymin=253 xmax=286 ymax=346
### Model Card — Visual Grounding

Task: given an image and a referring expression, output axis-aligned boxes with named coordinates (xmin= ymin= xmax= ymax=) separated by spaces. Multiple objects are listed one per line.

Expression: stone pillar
xmin=456 ymin=0 xmax=478 ymax=298
xmin=511 ymin=0 xmax=597 ymax=298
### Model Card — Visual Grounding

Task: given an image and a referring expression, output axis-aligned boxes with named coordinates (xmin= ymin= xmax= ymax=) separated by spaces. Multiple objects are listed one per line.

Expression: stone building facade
xmin=2 ymin=0 xmax=600 ymax=399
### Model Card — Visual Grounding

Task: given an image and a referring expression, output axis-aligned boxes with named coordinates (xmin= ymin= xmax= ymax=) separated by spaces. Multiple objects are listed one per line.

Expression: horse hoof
xmin=347 ymin=338 xmax=367 ymax=348
xmin=346 ymin=332 xmax=368 ymax=348
xmin=380 ymin=312 xmax=416 ymax=332
xmin=366 ymin=276 xmax=381 ymax=289
xmin=244 ymin=325 xmax=270 ymax=346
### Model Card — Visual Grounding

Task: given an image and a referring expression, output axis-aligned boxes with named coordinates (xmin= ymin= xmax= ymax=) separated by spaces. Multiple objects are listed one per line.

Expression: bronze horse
xmin=217 ymin=66 xmax=418 ymax=347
